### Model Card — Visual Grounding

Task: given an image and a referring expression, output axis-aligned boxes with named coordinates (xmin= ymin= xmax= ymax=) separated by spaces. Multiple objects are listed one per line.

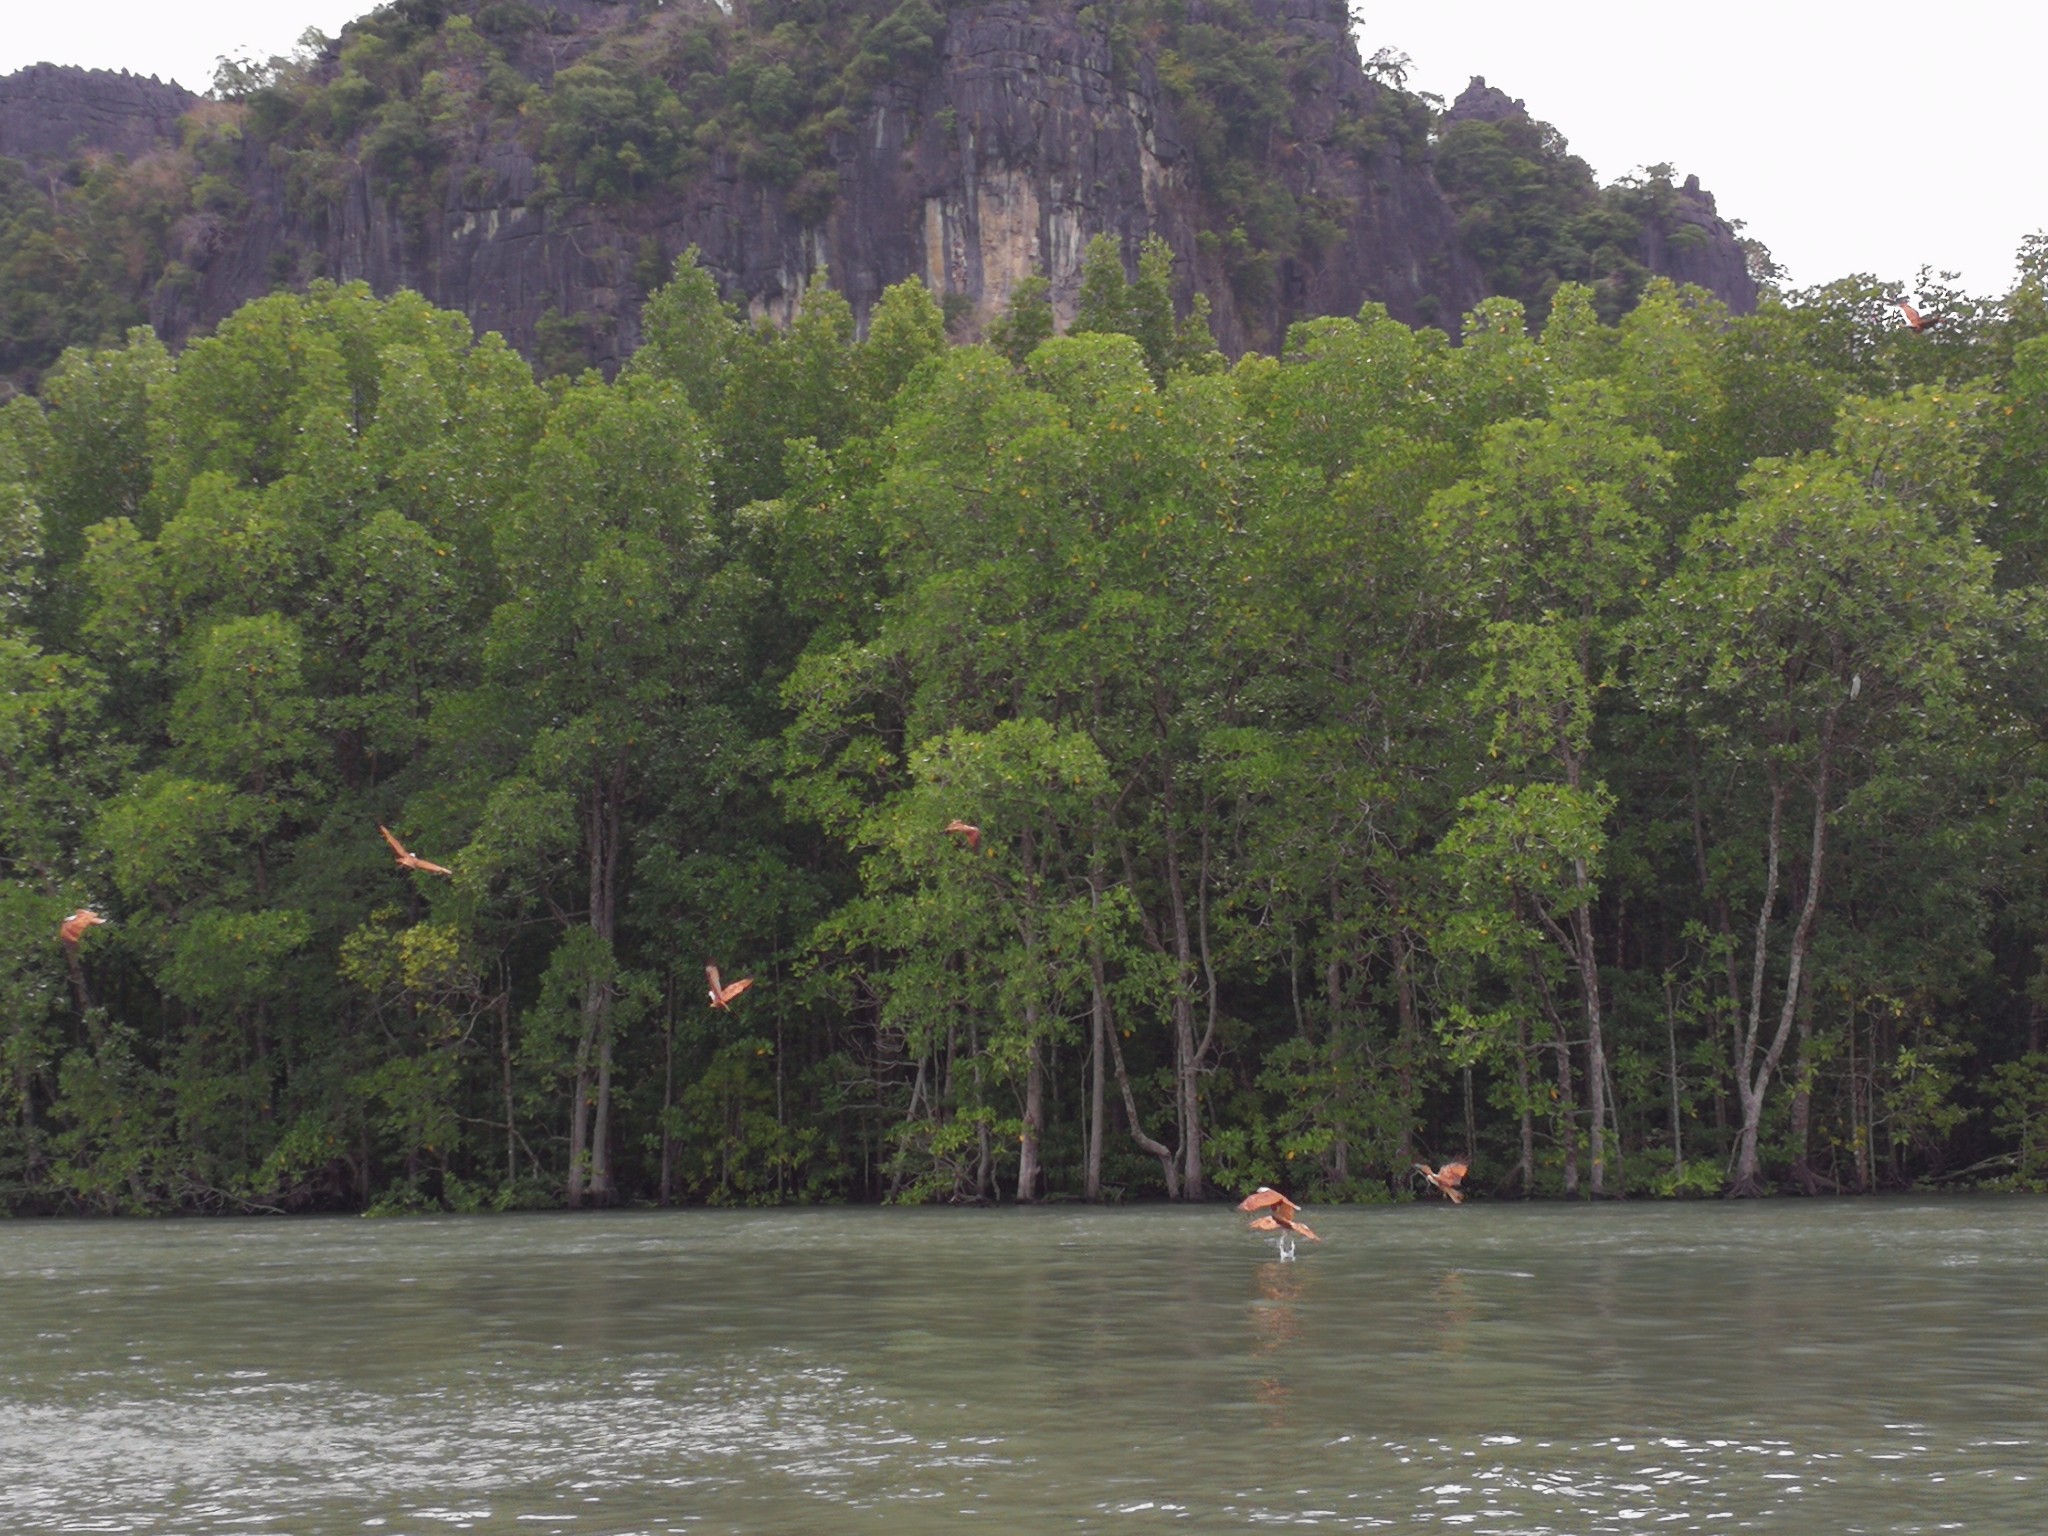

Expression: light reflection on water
xmin=2 ymin=1200 xmax=2045 ymax=1533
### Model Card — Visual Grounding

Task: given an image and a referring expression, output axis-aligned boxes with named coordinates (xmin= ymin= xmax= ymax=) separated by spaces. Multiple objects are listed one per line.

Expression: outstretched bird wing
xmin=945 ymin=819 xmax=982 ymax=849
xmin=1437 ymin=1161 xmax=1468 ymax=1188
xmin=1250 ymin=1211 xmax=1320 ymax=1241
xmin=379 ymin=826 xmax=451 ymax=874
xmin=1237 ymin=1187 xmax=1300 ymax=1222
xmin=706 ymin=965 xmax=753 ymax=1007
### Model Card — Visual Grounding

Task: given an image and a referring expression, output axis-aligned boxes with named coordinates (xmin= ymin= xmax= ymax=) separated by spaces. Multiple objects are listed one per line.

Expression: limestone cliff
xmin=155 ymin=0 xmax=1485 ymax=364
xmin=0 ymin=64 xmax=197 ymax=170
xmin=1 ymin=4 xmax=1760 ymax=380
xmin=1642 ymin=174 xmax=1756 ymax=309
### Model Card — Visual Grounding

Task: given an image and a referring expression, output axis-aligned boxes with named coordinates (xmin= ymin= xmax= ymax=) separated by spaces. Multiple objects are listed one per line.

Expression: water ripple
xmin=2 ymin=1201 xmax=2046 ymax=1533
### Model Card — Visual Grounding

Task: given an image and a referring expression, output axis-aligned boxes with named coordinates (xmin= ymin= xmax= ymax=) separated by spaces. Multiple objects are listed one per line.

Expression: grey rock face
xmin=1442 ymin=76 xmax=1757 ymax=316
xmin=0 ymin=64 xmax=197 ymax=170
xmin=159 ymin=0 xmax=1489 ymax=362
xmin=1639 ymin=173 xmax=1758 ymax=314
xmin=1444 ymin=76 xmax=1528 ymax=126
xmin=1 ymin=6 xmax=1759 ymax=364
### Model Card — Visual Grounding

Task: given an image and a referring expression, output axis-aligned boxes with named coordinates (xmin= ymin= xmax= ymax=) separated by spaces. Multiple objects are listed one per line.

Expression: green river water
xmin=2 ymin=1199 xmax=2043 ymax=1533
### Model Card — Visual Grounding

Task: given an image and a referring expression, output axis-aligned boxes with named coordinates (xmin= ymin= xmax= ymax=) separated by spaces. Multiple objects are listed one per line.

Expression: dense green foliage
xmin=0 ymin=103 xmax=248 ymax=391
xmin=239 ymin=0 xmax=954 ymax=223
xmin=1431 ymin=101 xmax=1767 ymax=327
xmin=1123 ymin=0 xmax=1431 ymax=303
xmin=3 ymin=234 xmax=2046 ymax=1215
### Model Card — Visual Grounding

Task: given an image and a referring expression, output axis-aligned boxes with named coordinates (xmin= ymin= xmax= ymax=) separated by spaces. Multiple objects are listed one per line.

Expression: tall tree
xmin=1637 ymin=387 xmax=2004 ymax=1193
xmin=459 ymin=372 xmax=727 ymax=1204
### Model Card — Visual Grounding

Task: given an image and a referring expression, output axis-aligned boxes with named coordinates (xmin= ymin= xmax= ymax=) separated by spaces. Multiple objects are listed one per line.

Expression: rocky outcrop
xmin=1443 ymin=76 xmax=1527 ymax=127
xmin=1640 ymin=174 xmax=1757 ymax=313
xmin=0 ymin=7 xmax=1759 ymax=368
xmin=1443 ymin=75 xmax=1757 ymax=316
xmin=158 ymin=0 xmax=1486 ymax=363
xmin=0 ymin=64 xmax=197 ymax=170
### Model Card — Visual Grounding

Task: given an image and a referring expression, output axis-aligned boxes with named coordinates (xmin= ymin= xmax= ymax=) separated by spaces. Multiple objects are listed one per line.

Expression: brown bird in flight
xmin=706 ymin=964 xmax=753 ymax=1010
xmin=944 ymin=819 xmax=982 ymax=850
xmin=1895 ymin=299 xmax=1944 ymax=334
xmin=1415 ymin=1160 xmax=1470 ymax=1204
xmin=1239 ymin=1186 xmax=1320 ymax=1259
xmin=59 ymin=909 xmax=107 ymax=948
xmin=380 ymin=824 xmax=453 ymax=876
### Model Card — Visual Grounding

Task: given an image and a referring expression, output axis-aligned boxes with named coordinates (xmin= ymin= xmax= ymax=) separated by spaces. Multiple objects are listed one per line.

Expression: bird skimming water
xmin=1414 ymin=1160 xmax=1470 ymax=1203
xmin=1238 ymin=1186 xmax=1320 ymax=1260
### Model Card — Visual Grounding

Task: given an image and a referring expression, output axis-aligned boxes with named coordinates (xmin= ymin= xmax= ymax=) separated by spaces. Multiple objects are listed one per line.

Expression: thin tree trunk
xmin=775 ymin=1010 xmax=786 ymax=1201
xmin=1727 ymin=768 xmax=1788 ymax=1197
xmin=1103 ymin=992 xmax=1180 ymax=1198
xmin=1326 ymin=872 xmax=1349 ymax=1182
xmin=1115 ymin=817 xmax=1194 ymax=1199
xmin=1572 ymin=888 xmax=1607 ymax=1197
xmin=566 ymin=1031 xmax=594 ymax=1207
xmin=590 ymin=1016 xmax=615 ymax=1205
xmin=1288 ymin=929 xmax=1306 ymax=1038
xmin=1787 ymin=993 xmax=1818 ymax=1195
xmin=659 ymin=968 xmax=675 ymax=1205
xmin=1393 ymin=926 xmax=1419 ymax=1169
xmin=1517 ymin=1018 xmax=1534 ymax=1195
xmin=1017 ymin=1035 xmax=1045 ymax=1202
xmin=1552 ymin=1014 xmax=1579 ymax=1197
xmin=501 ymin=981 xmax=517 ymax=1192
xmin=1084 ymin=1015 xmax=1103 ymax=1201
xmin=1528 ymin=940 xmax=1579 ymax=1196
xmin=1016 ymin=828 xmax=1045 ymax=1203
xmin=13 ymin=1055 xmax=44 ymax=1192
xmin=64 ymin=948 xmax=96 ymax=1021
xmin=1161 ymin=804 xmax=1205 ymax=1201
xmin=1085 ymin=910 xmax=1107 ymax=1202
xmin=588 ymin=782 xmax=621 ymax=1205
xmin=1563 ymin=735 xmax=1607 ymax=1197
xmin=1688 ymin=738 xmax=1747 ymax=1031
xmin=569 ymin=773 xmax=622 ymax=1208
xmin=971 ymin=1031 xmax=991 ymax=1201
xmin=1601 ymin=1042 xmax=1626 ymax=1196
xmin=1084 ymin=695 xmax=1113 ymax=1204
xmin=1665 ymin=974 xmax=1684 ymax=1176
xmin=1850 ymin=1005 xmax=1871 ymax=1192
xmin=1731 ymin=745 xmax=1833 ymax=1197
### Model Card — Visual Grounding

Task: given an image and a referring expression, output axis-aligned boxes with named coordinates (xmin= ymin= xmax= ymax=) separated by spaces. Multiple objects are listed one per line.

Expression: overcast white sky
xmin=0 ymin=3 xmax=368 ymax=94
xmin=3 ymin=1 xmax=2042 ymax=299
xmin=1373 ymin=0 xmax=2046 ymax=299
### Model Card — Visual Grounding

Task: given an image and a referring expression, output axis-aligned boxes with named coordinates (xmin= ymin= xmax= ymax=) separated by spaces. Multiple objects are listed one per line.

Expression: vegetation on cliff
xmin=1435 ymin=110 xmax=1677 ymax=323
xmin=3 ymin=0 xmax=1751 ymax=392
xmin=3 ymin=234 xmax=2046 ymax=1213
